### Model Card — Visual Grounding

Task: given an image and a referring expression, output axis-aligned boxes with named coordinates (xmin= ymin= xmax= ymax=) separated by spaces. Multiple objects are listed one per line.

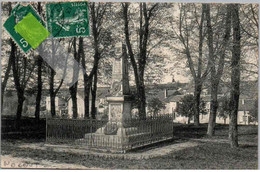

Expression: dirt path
xmin=1 ymin=141 xmax=199 ymax=169
xmin=191 ymin=138 xmax=258 ymax=146
xmin=2 ymin=137 xmax=256 ymax=169
xmin=1 ymin=155 xmax=100 ymax=169
xmin=17 ymin=141 xmax=199 ymax=160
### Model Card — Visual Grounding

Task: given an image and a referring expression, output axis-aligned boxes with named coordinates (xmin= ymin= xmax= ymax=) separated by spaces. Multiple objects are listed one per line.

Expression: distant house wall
xmin=166 ymin=95 xmax=256 ymax=125
xmin=46 ymin=96 xmax=69 ymax=117
xmin=205 ymin=102 xmax=210 ymax=112
xmin=200 ymin=113 xmax=209 ymax=124
xmin=237 ymin=111 xmax=249 ymax=125
xmin=174 ymin=116 xmax=190 ymax=124
xmin=165 ymin=102 xmax=177 ymax=114
xmin=46 ymin=97 xmax=59 ymax=112
xmin=216 ymin=116 xmax=229 ymax=124
xmin=200 ymin=104 xmax=252 ymax=125
xmin=199 ymin=109 xmax=254 ymax=125
xmin=68 ymin=95 xmax=101 ymax=119
xmin=68 ymin=99 xmax=72 ymax=117
xmin=68 ymin=95 xmax=87 ymax=118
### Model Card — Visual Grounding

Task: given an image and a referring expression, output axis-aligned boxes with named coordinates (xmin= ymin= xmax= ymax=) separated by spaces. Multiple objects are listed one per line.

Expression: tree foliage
xmin=147 ymin=97 xmax=166 ymax=116
xmin=177 ymin=94 xmax=207 ymax=124
xmin=249 ymin=98 xmax=258 ymax=122
xmin=218 ymin=96 xmax=230 ymax=124
xmin=173 ymin=4 xmax=209 ymax=126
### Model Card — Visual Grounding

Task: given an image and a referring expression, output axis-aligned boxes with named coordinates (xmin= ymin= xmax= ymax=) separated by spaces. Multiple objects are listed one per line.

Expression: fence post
xmin=46 ymin=117 xmax=47 ymax=143
xmin=90 ymin=118 xmax=93 ymax=147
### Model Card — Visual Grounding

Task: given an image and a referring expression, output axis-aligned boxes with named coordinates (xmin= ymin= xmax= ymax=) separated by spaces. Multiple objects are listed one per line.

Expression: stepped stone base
xmin=75 ymin=124 xmax=152 ymax=152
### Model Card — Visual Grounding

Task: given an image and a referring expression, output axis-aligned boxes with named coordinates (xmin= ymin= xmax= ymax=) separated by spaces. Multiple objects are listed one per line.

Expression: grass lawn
xmin=1 ymin=124 xmax=258 ymax=169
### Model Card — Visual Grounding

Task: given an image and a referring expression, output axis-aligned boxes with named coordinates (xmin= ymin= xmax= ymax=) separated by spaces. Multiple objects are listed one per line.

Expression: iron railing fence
xmin=46 ymin=114 xmax=174 ymax=152
xmin=46 ymin=118 xmax=108 ymax=143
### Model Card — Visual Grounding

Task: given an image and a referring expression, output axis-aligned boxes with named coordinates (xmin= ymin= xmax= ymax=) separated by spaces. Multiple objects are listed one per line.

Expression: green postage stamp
xmin=14 ymin=12 xmax=50 ymax=49
xmin=3 ymin=4 xmax=46 ymax=53
xmin=46 ymin=1 xmax=90 ymax=38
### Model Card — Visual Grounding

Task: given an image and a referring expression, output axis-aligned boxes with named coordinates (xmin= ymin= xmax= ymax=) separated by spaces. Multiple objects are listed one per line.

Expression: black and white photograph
xmin=0 ymin=0 xmax=259 ymax=169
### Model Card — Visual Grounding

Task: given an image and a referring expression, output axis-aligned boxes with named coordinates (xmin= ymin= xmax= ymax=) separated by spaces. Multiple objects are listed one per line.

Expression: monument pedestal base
xmin=87 ymin=123 xmax=138 ymax=137
xmin=78 ymin=125 xmax=150 ymax=152
xmin=76 ymin=94 xmax=143 ymax=152
xmin=106 ymin=95 xmax=133 ymax=122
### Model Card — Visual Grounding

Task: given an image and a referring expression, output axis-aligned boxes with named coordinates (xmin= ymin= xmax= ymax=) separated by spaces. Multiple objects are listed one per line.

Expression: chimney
xmin=165 ymin=89 xmax=168 ymax=98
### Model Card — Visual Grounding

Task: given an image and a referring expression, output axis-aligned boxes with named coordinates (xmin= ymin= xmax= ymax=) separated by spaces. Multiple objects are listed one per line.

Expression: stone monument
xmin=76 ymin=44 xmax=173 ymax=151
xmin=107 ymin=43 xmax=132 ymax=124
xmin=82 ymin=43 xmax=135 ymax=145
xmin=79 ymin=43 xmax=172 ymax=151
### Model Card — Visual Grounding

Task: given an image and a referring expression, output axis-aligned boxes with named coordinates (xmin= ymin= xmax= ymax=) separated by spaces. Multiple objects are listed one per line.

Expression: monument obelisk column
xmin=106 ymin=43 xmax=132 ymax=125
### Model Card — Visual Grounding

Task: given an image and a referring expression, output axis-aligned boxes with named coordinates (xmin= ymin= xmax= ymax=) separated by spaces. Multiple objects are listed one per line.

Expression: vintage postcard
xmin=1 ymin=0 xmax=258 ymax=169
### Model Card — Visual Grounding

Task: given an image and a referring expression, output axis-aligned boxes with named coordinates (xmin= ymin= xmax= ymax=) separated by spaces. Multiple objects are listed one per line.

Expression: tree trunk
xmin=34 ymin=2 xmax=43 ymax=123
xmin=81 ymin=55 xmax=98 ymax=119
xmin=69 ymin=37 xmax=80 ymax=119
xmin=49 ymin=69 xmax=56 ymax=117
xmin=229 ymin=106 xmax=239 ymax=148
xmin=205 ymin=4 xmax=216 ymax=135
xmin=207 ymin=83 xmax=218 ymax=136
xmin=80 ymin=37 xmax=91 ymax=118
xmin=10 ymin=38 xmax=24 ymax=129
xmin=89 ymin=4 xmax=102 ymax=119
xmin=84 ymin=78 xmax=92 ymax=118
xmin=69 ymin=87 xmax=78 ymax=119
xmin=50 ymin=96 xmax=56 ymax=117
xmin=194 ymin=82 xmax=202 ymax=126
xmin=1 ymin=39 xmax=14 ymax=112
xmin=138 ymin=86 xmax=146 ymax=119
xmin=1 ymin=3 xmax=13 ymax=112
xmin=206 ymin=4 xmax=232 ymax=136
xmin=34 ymin=56 xmax=42 ymax=122
xmin=16 ymin=91 xmax=25 ymax=130
xmin=91 ymin=70 xmax=98 ymax=119
xmin=138 ymin=70 xmax=146 ymax=119
xmin=229 ymin=4 xmax=241 ymax=148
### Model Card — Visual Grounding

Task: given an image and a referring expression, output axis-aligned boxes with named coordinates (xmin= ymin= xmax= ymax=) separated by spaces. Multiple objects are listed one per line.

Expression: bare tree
xmin=229 ymin=4 xmax=241 ymax=148
xmin=174 ymin=4 xmax=209 ymax=126
xmin=69 ymin=37 xmax=80 ymax=119
xmin=80 ymin=2 xmax=110 ymax=119
xmin=48 ymin=38 xmax=64 ymax=117
xmin=239 ymin=4 xmax=258 ymax=80
xmin=34 ymin=2 xmax=43 ymax=122
xmin=240 ymin=4 xmax=258 ymax=48
xmin=80 ymin=37 xmax=92 ymax=118
xmin=11 ymin=47 xmax=35 ymax=128
xmin=122 ymin=2 xmax=159 ymax=119
xmin=206 ymin=4 xmax=232 ymax=136
xmin=34 ymin=55 xmax=42 ymax=121
xmin=1 ymin=2 xmax=13 ymax=112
